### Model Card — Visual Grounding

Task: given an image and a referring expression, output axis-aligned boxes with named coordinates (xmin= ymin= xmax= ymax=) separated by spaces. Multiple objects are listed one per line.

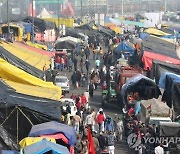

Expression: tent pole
xmin=1 ymin=107 xmax=16 ymax=126
xmin=18 ymin=108 xmax=33 ymax=126
xmin=17 ymin=106 xmax=19 ymax=144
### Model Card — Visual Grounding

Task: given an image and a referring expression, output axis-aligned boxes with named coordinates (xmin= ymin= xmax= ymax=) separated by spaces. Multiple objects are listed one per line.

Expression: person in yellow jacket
xmin=99 ymin=47 xmax=103 ymax=59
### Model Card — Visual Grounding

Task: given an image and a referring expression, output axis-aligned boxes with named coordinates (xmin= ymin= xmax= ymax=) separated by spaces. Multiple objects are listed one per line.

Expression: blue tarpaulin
xmin=159 ymin=72 xmax=180 ymax=90
xmin=23 ymin=139 xmax=69 ymax=154
xmin=0 ymin=150 xmax=19 ymax=154
xmin=139 ymin=33 xmax=149 ymax=40
xmin=28 ymin=121 xmax=76 ymax=146
xmin=23 ymin=22 xmax=32 ymax=34
xmin=114 ymin=41 xmax=134 ymax=54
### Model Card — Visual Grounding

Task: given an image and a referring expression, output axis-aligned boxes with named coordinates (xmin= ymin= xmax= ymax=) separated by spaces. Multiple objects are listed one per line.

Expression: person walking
xmin=95 ymin=58 xmax=101 ymax=69
xmin=88 ymin=81 xmax=95 ymax=97
xmin=85 ymin=59 xmax=90 ymax=74
xmin=104 ymin=115 xmax=114 ymax=133
xmin=84 ymin=91 xmax=89 ymax=108
xmin=85 ymin=112 xmax=93 ymax=131
xmin=97 ymin=132 xmax=107 ymax=152
xmin=81 ymin=93 xmax=87 ymax=109
xmin=91 ymin=108 xmax=96 ymax=132
xmin=73 ymin=113 xmax=81 ymax=134
xmin=67 ymin=58 xmax=73 ymax=72
xmin=73 ymin=57 xmax=78 ymax=71
xmin=85 ymin=46 xmax=90 ymax=60
xmin=80 ymin=58 xmax=84 ymax=73
xmin=106 ymin=131 xmax=115 ymax=154
xmin=96 ymin=111 xmax=105 ymax=133
xmin=71 ymin=72 xmax=77 ymax=89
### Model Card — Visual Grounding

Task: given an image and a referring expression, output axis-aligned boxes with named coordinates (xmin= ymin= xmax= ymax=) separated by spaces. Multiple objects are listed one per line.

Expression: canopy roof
xmin=56 ymin=36 xmax=79 ymax=44
xmin=29 ymin=121 xmax=76 ymax=146
xmin=23 ymin=139 xmax=69 ymax=154
xmin=144 ymin=28 xmax=171 ymax=36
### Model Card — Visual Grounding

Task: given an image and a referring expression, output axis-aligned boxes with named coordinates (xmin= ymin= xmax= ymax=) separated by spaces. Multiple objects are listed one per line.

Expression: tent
xmin=159 ymin=72 xmax=180 ymax=108
xmin=55 ymin=40 xmax=76 ymax=50
xmin=56 ymin=36 xmax=79 ymax=44
xmin=142 ymin=51 xmax=180 ymax=70
xmin=0 ymin=46 xmax=44 ymax=79
xmin=23 ymin=139 xmax=69 ymax=154
xmin=151 ymin=60 xmax=180 ymax=84
xmin=114 ymin=41 xmax=135 ymax=54
xmin=173 ymin=83 xmax=180 ymax=117
xmin=0 ymin=79 xmax=62 ymax=150
xmin=121 ymin=74 xmax=161 ymax=104
xmin=29 ymin=121 xmax=76 ymax=146
xmin=37 ymin=8 xmax=52 ymax=19
xmin=144 ymin=28 xmax=171 ymax=36
xmin=142 ymin=35 xmax=179 ymax=60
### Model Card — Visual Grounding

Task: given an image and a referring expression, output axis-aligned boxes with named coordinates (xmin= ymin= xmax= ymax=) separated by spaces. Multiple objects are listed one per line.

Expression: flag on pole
xmin=88 ymin=127 xmax=96 ymax=154
xmin=147 ymin=105 xmax=151 ymax=114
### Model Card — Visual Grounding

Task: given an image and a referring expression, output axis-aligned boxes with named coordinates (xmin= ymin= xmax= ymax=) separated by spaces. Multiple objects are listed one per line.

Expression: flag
xmin=147 ymin=105 xmax=151 ymax=114
xmin=88 ymin=127 xmax=96 ymax=154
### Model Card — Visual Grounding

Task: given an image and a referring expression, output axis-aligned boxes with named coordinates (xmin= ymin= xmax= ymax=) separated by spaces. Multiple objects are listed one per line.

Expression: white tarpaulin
xmin=144 ymin=12 xmax=162 ymax=28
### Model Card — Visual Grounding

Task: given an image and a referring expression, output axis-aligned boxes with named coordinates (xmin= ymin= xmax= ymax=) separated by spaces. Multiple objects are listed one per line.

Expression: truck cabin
xmin=116 ymin=66 xmax=143 ymax=92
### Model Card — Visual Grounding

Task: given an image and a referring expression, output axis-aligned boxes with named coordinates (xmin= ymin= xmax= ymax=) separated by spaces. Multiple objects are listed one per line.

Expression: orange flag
xmin=88 ymin=127 xmax=96 ymax=154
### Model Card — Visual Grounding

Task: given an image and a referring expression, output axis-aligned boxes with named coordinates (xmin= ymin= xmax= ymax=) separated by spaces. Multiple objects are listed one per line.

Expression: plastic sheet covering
xmin=0 ymin=42 xmax=51 ymax=70
xmin=19 ymin=137 xmax=56 ymax=148
xmin=0 ymin=150 xmax=19 ymax=154
xmin=173 ymin=83 xmax=180 ymax=116
xmin=0 ymin=46 xmax=44 ymax=79
xmin=141 ymin=98 xmax=170 ymax=117
xmin=0 ymin=58 xmax=62 ymax=100
xmin=144 ymin=28 xmax=171 ymax=36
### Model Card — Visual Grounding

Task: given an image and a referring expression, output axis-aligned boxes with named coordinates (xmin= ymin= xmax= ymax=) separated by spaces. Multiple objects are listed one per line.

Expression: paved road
xmin=59 ymin=52 xmax=133 ymax=154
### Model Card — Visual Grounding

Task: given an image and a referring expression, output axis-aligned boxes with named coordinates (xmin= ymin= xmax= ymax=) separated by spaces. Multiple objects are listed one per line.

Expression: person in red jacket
xmin=97 ymin=111 xmax=105 ymax=133
xmin=81 ymin=93 xmax=87 ymax=109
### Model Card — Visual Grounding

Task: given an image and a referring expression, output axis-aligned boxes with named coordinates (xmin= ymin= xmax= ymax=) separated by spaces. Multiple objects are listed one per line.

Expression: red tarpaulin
xmin=62 ymin=2 xmax=74 ymax=17
xmin=142 ymin=51 xmax=180 ymax=70
xmin=88 ymin=127 xmax=95 ymax=154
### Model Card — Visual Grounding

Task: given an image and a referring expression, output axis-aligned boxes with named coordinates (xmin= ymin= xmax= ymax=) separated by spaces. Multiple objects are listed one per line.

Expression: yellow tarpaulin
xmin=19 ymin=137 xmax=56 ymax=148
xmin=107 ymin=25 xmax=122 ymax=34
xmin=0 ymin=58 xmax=62 ymax=100
xmin=0 ymin=42 xmax=51 ymax=70
xmin=26 ymin=41 xmax=48 ymax=51
xmin=144 ymin=28 xmax=171 ymax=36
xmin=44 ymin=18 xmax=74 ymax=27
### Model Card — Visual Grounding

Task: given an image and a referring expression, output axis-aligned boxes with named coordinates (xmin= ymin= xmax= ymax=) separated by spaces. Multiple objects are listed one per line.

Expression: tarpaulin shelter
xmin=114 ymin=41 xmax=135 ymax=54
xmin=106 ymin=25 xmax=122 ymax=34
xmin=173 ymin=83 xmax=180 ymax=117
xmin=142 ymin=35 xmax=179 ymax=60
xmin=23 ymin=139 xmax=69 ymax=154
xmin=0 ymin=46 xmax=44 ymax=79
xmin=142 ymin=51 xmax=180 ymax=70
xmin=56 ymin=36 xmax=79 ymax=44
xmin=55 ymin=40 xmax=76 ymax=50
xmin=121 ymin=74 xmax=161 ymax=104
xmin=29 ymin=121 xmax=76 ymax=146
xmin=0 ymin=42 xmax=51 ymax=70
xmin=159 ymin=73 xmax=180 ymax=109
xmin=0 ymin=57 xmax=62 ymax=100
xmin=139 ymin=32 xmax=149 ymax=40
xmin=151 ymin=60 xmax=180 ymax=84
xmin=62 ymin=2 xmax=74 ymax=17
xmin=0 ymin=79 xmax=62 ymax=149
xmin=19 ymin=137 xmax=56 ymax=148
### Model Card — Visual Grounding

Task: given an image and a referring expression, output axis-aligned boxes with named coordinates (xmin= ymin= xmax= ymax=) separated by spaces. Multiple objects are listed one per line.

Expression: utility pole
xmin=164 ymin=0 xmax=167 ymax=12
xmin=81 ymin=0 xmax=82 ymax=22
xmin=7 ymin=0 xmax=10 ymax=34
xmin=121 ymin=0 xmax=124 ymax=18
xmin=58 ymin=0 xmax=60 ymax=35
xmin=32 ymin=0 xmax=34 ymax=43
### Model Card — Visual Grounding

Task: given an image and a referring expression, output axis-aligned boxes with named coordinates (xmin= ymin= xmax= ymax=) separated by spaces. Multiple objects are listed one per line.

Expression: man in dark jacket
xmin=84 ymin=46 xmax=90 ymax=59
xmin=73 ymin=57 xmax=78 ymax=71
xmin=97 ymin=132 xmax=107 ymax=151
